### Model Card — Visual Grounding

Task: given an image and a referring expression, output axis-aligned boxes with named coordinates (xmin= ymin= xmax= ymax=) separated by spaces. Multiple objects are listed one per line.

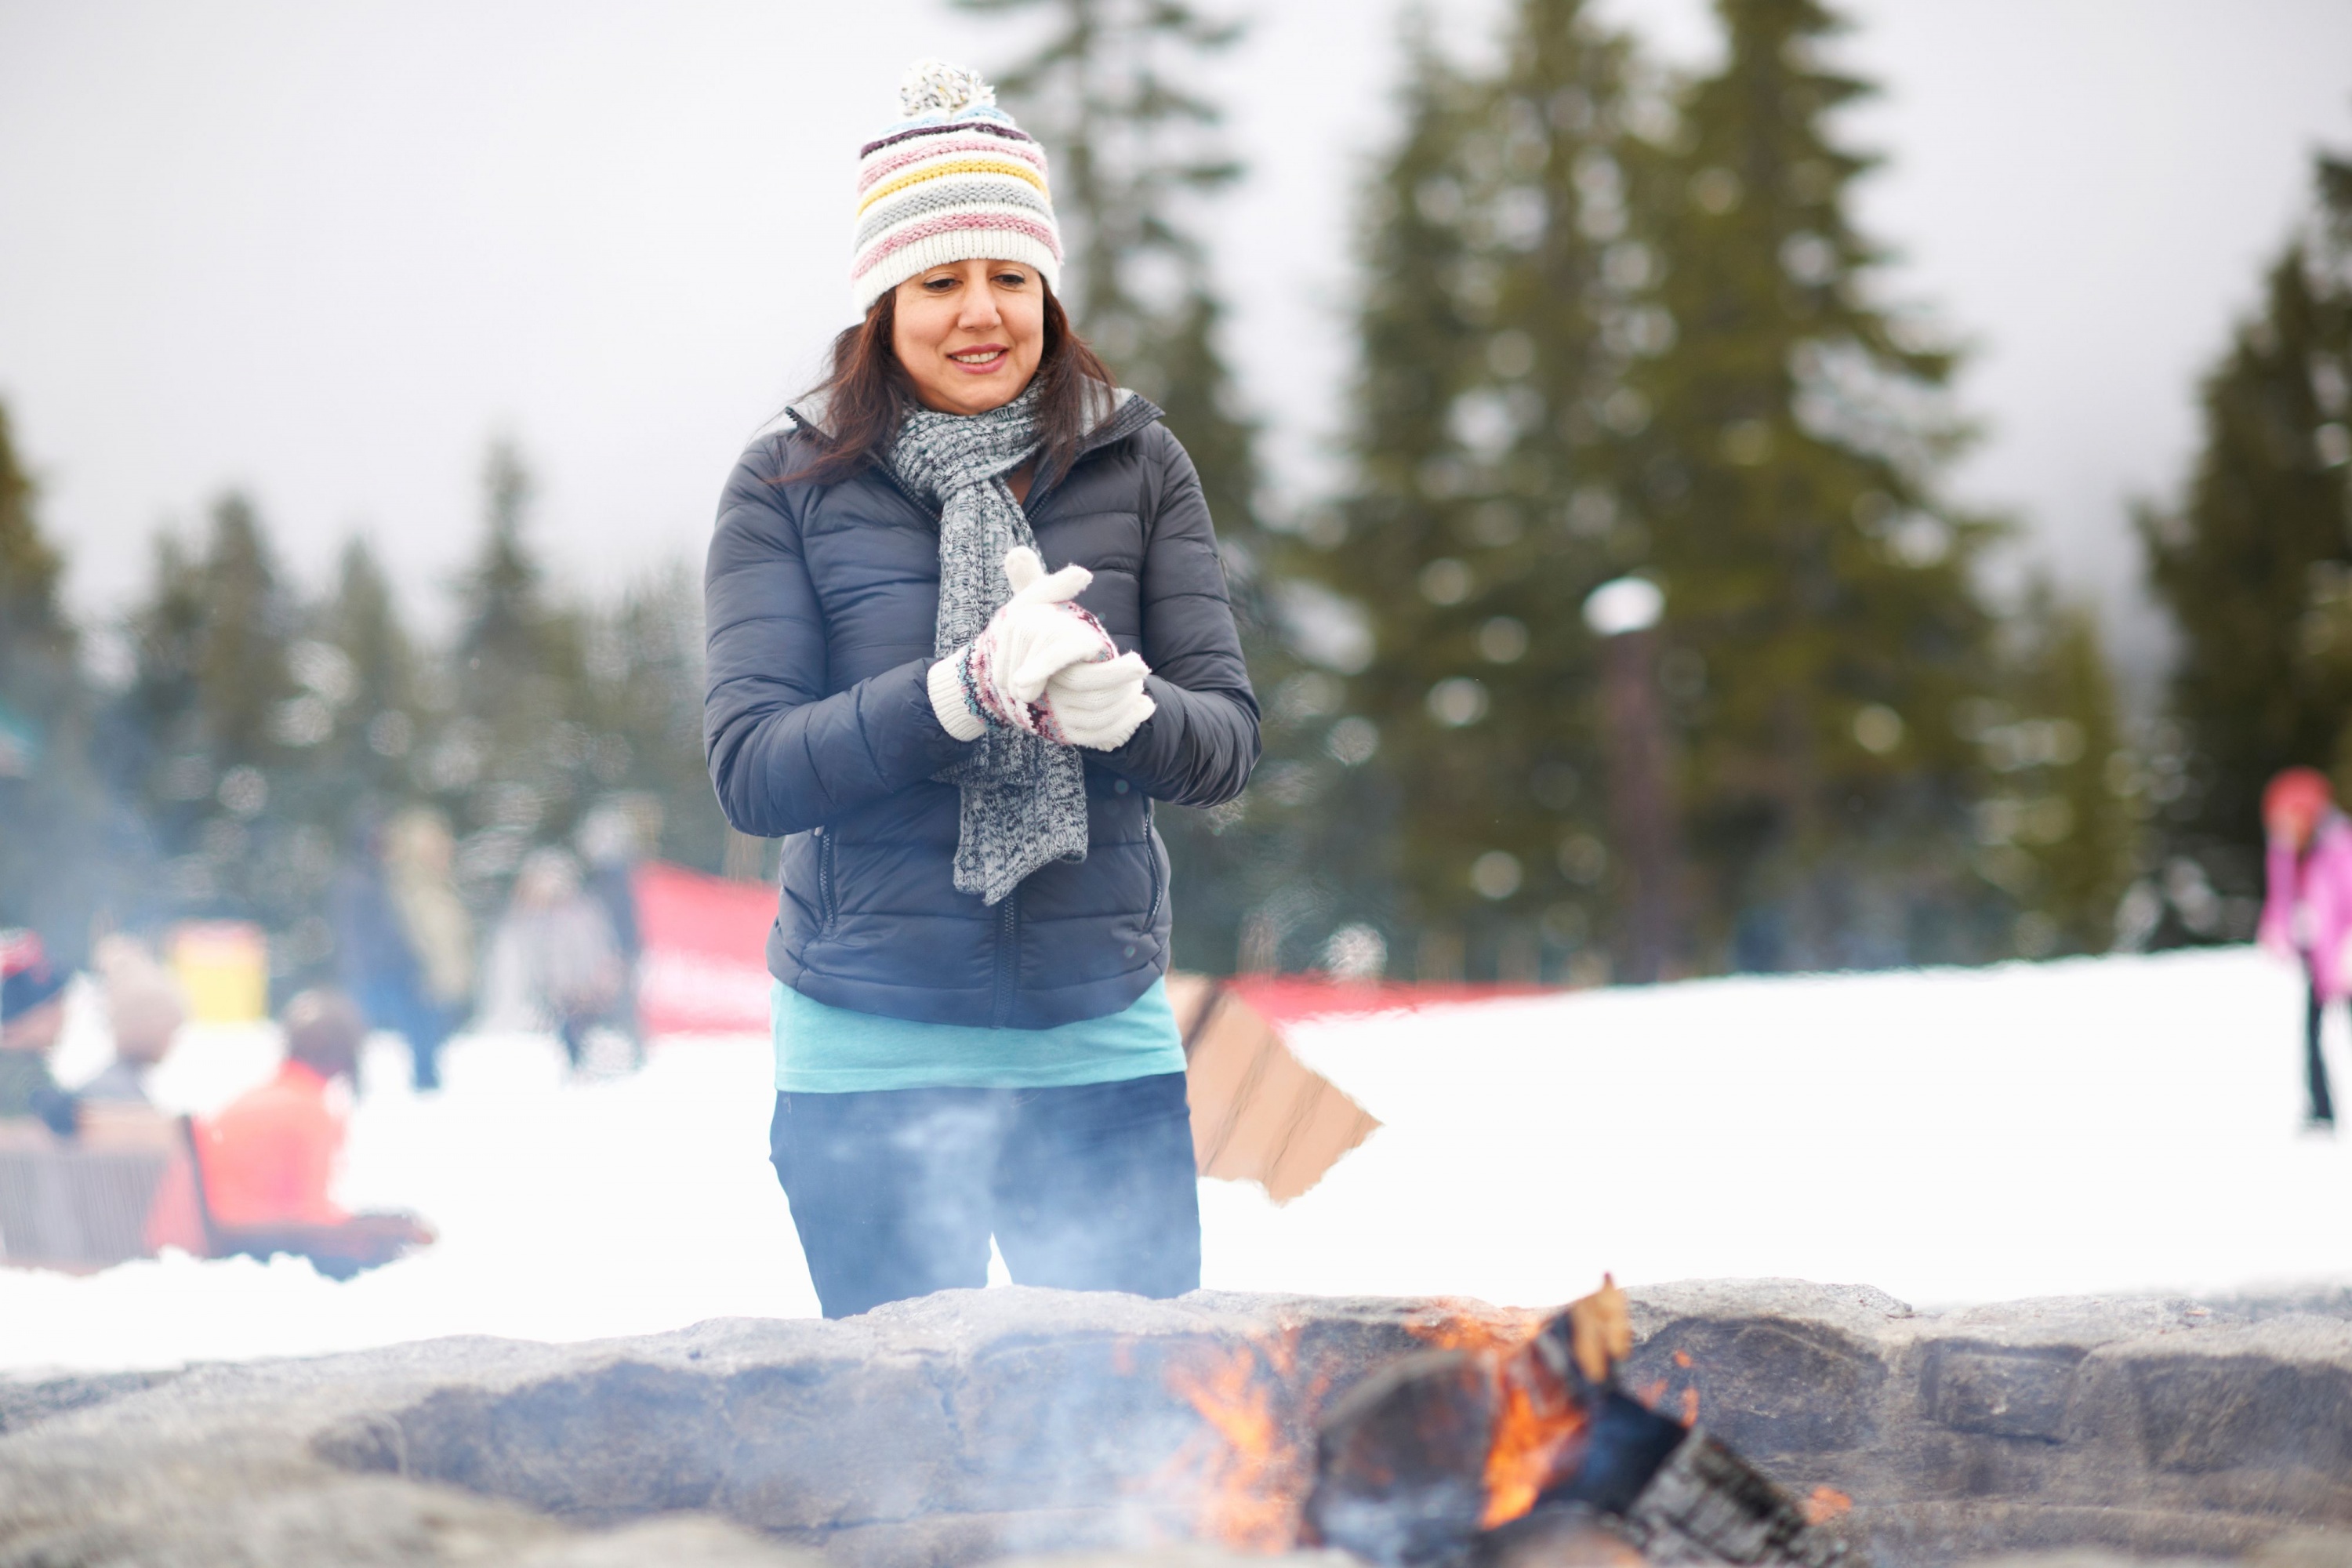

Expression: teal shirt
xmin=772 ymin=978 xmax=1187 ymax=1093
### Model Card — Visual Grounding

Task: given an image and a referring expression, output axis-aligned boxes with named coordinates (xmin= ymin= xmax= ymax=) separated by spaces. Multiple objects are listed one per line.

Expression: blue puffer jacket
xmin=704 ymin=391 xmax=1260 ymax=1029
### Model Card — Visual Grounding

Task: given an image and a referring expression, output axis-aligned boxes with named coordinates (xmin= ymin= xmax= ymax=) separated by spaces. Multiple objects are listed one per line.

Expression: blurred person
xmin=78 ymin=935 xmax=184 ymax=1104
xmin=0 ymin=929 xmax=78 ymax=1134
xmin=365 ymin=808 xmax=477 ymax=1091
xmin=485 ymin=848 xmax=623 ymax=1069
xmin=191 ymin=987 xmax=434 ymax=1273
xmin=2258 ymin=767 xmax=2352 ymax=1131
xmin=702 ymin=64 xmax=1255 ymax=1317
xmin=578 ymin=800 xmax=648 ymax=1055
xmin=330 ymin=815 xmax=427 ymax=1086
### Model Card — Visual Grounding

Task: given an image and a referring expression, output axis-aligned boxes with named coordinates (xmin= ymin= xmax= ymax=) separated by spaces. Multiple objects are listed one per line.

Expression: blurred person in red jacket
xmin=2258 ymin=767 xmax=2352 ymax=1131
xmin=185 ymin=988 xmax=435 ymax=1274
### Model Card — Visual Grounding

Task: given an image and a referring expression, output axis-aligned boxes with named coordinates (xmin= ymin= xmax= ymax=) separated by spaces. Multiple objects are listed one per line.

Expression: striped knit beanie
xmin=851 ymin=60 xmax=1063 ymax=316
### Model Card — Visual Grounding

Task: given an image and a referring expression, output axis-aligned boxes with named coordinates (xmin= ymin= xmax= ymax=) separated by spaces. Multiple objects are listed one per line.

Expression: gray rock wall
xmin=2 ymin=1283 xmax=2347 ymax=1568
xmin=1617 ymin=1283 xmax=2352 ymax=1564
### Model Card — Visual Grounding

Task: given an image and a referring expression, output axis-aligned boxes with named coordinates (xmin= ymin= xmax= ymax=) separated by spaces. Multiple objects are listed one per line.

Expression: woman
xmin=2258 ymin=767 xmax=2352 ymax=1131
xmin=703 ymin=61 xmax=1258 ymax=1317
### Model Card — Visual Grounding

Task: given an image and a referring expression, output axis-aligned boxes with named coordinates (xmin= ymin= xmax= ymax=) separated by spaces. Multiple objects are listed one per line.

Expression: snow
xmin=6 ymin=946 xmax=2347 ymax=1375
xmin=1207 ymin=944 xmax=2352 ymax=1309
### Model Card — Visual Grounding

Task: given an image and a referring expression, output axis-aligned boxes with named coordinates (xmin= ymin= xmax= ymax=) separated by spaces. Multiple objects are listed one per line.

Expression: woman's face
xmin=891 ymin=258 xmax=1047 ymax=417
xmin=2272 ymin=804 xmax=2321 ymax=850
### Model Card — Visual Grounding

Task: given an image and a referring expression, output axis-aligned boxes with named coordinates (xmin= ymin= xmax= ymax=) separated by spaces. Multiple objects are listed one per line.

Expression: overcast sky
xmin=3 ymin=2 xmax=2349 ymax=687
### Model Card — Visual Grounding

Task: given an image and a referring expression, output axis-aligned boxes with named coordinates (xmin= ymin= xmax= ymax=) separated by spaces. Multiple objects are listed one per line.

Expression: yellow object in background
xmin=169 ymin=921 xmax=268 ymax=1023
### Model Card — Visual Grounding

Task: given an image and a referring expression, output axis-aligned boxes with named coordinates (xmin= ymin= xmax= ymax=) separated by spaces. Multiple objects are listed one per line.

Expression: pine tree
xmin=1969 ymin=590 xmax=2134 ymax=956
xmin=194 ymin=497 xmax=300 ymax=760
xmin=1304 ymin=5 xmax=1637 ymax=982
xmin=2142 ymin=147 xmax=2352 ymax=915
xmin=579 ymin=565 xmax=731 ymax=873
xmin=292 ymin=540 xmax=425 ymax=827
xmin=1624 ymin=0 xmax=2002 ymax=970
xmin=115 ymin=493 xmax=310 ymax=937
xmin=0 ymin=405 xmax=75 ymax=734
xmin=441 ymin=439 xmax=595 ymax=899
xmin=0 ymin=402 xmax=115 ymax=951
xmin=455 ymin=441 xmax=557 ymax=698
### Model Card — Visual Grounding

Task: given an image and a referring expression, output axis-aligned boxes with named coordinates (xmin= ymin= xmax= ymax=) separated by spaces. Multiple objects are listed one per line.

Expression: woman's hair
xmin=782 ymin=281 xmax=1117 ymax=488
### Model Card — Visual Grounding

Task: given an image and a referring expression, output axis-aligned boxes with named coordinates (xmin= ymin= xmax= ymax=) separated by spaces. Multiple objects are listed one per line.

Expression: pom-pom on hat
xmin=850 ymin=60 xmax=1062 ymax=315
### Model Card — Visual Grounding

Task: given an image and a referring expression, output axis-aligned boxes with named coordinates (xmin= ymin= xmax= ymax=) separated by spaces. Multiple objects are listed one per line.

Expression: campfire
xmin=1165 ymin=1279 xmax=1848 ymax=1568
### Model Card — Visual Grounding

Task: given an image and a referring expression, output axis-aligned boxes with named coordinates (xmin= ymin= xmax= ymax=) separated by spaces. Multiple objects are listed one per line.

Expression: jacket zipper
xmin=991 ymin=887 xmax=1018 ymax=1027
xmin=816 ymin=829 xmax=836 ymax=931
xmin=1143 ymin=802 xmax=1164 ymax=928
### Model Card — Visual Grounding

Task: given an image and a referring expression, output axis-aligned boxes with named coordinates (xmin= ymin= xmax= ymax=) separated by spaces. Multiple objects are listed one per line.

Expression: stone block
xmin=1921 ymin=1344 xmax=2082 ymax=1442
xmin=2107 ymin=1319 xmax=2352 ymax=1507
xmin=714 ymin=1355 xmax=964 ymax=1532
xmin=1624 ymin=1315 xmax=1889 ymax=1457
xmin=393 ymin=1359 xmax=727 ymax=1523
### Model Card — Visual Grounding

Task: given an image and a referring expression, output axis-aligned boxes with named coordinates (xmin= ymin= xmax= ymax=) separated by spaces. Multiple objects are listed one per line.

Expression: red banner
xmin=631 ymin=862 xmax=777 ymax=1036
xmin=1223 ymin=975 xmax=1553 ymax=1028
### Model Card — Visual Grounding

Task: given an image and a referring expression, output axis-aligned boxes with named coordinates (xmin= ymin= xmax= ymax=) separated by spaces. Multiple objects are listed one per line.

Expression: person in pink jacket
xmin=2258 ymin=767 xmax=2352 ymax=1129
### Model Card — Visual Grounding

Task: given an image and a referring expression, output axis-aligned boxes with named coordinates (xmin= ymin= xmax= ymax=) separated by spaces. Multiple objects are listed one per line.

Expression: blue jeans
xmin=768 ymin=1071 xmax=1201 ymax=1318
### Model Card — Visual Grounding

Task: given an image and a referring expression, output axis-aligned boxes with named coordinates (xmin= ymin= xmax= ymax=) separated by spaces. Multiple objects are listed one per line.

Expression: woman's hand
xmin=1045 ymin=652 xmax=1156 ymax=750
xmin=996 ymin=548 xmax=1113 ymax=702
xmin=929 ymin=546 xmax=1116 ymax=740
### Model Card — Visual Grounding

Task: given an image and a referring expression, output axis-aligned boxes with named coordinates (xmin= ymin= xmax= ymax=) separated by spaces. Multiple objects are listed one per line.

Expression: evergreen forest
xmin=2 ymin=0 xmax=2343 ymax=993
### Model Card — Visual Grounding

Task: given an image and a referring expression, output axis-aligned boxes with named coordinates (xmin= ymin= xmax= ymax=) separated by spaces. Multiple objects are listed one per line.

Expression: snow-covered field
xmin=6 ymin=945 xmax=2347 ymax=1374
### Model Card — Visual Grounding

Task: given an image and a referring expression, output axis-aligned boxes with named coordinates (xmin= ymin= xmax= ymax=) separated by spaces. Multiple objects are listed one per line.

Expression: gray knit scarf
xmin=886 ymin=387 xmax=1089 ymax=906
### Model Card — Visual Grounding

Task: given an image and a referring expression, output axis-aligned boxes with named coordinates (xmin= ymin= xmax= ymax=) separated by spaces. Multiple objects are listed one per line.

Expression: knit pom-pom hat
xmin=850 ymin=60 xmax=1063 ymax=315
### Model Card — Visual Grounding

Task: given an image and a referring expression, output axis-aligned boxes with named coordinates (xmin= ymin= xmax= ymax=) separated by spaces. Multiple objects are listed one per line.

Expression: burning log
xmin=1302 ymin=1280 xmax=1845 ymax=1568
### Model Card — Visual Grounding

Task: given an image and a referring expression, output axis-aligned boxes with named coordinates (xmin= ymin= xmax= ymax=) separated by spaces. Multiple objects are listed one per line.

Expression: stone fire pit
xmin=3 ymin=1280 xmax=2349 ymax=1567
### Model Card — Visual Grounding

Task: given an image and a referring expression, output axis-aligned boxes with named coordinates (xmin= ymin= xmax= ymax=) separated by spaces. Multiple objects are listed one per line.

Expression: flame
xmin=1163 ymin=1337 xmax=1313 ymax=1553
xmin=1404 ymin=1301 xmax=1544 ymax=1355
xmin=1478 ymin=1344 xmax=1590 ymax=1528
xmin=1404 ymin=1300 xmax=1588 ymax=1529
xmin=1158 ymin=1283 xmax=1650 ymax=1549
xmin=1802 ymin=1486 xmax=1853 ymax=1524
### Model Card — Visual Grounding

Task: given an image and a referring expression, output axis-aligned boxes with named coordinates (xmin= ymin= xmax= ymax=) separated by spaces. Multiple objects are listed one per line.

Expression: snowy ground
xmin=6 ymin=945 xmax=2347 ymax=1374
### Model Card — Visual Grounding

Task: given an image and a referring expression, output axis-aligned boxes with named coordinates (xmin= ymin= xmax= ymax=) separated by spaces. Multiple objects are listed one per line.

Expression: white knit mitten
xmin=928 ymin=547 xmax=1115 ymax=742
xmin=1044 ymin=652 xmax=1156 ymax=750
